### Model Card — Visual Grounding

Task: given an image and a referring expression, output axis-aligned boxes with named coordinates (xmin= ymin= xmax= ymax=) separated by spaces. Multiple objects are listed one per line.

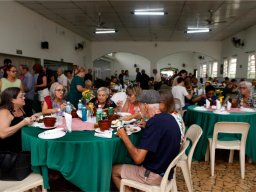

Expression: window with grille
xmin=247 ymin=54 xmax=255 ymax=79
xmin=200 ymin=64 xmax=207 ymax=78
xmin=223 ymin=59 xmax=228 ymax=77
xmin=212 ymin=62 xmax=218 ymax=77
xmin=228 ymin=57 xmax=237 ymax=78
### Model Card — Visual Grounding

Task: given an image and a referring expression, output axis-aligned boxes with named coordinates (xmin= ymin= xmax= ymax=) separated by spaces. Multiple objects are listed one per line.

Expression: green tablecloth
xmin=22 ymin=127 xmax=141 ymax=192
xmin=184 ymin=106 xmax=256 ymax=162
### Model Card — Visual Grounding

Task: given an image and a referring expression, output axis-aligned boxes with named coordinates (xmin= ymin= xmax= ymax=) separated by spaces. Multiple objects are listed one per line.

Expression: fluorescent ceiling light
xmin=95 ymin=28 xmax=117 ymax=34
xmin=186 ymin=27 xmax=210 ymax=33
xmin=132 ymin=9 xmax=166 ymax=16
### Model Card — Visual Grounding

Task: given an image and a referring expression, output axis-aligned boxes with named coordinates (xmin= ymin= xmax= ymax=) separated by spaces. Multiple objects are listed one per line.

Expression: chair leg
xmin=229 ymin=150 xmax=234 ymax=163
xmin=210 ymin=144 xmax=215 ymax=177
xmin=205 ymin=144 xmax=210 ymax=162
xmin=179 ymin=161 xmax=193 ymax=192
xmin=239 ymin=150 xmax=245 ymax=179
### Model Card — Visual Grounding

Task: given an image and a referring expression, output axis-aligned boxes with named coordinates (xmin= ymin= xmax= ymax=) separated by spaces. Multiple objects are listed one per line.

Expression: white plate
xmin=32 ymin=122 xmax=57 ymax=129
xmin=117 ymin=112 xmax=131 ymax=117
xmin=95 ymin=128 xmax=113 ymax=133
xmin=240 ymin=107 xmax=255 ymax=112
xmin=213 ymin=111 xmax=230 ymax=115
xmin=76 ymin=110 xmax=82 ymax=118
xmin=194 ymin=107 xmax=208 ymax=111
xmin=123 ymin=119 xmax=137 ymax=124
xmin=125 ymin=126 xmax=141 ymax=134
xmin=38 ymin=128 xmax=66 ymax=139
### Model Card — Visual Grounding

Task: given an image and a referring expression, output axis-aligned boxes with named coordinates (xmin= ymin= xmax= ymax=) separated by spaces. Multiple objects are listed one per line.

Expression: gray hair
xmin=239 ymin=81 xmax=252 ymax=90
xmin=97 ymin=87 xmax=110 ymax=96
xmin=50 ymin=82 xmax=63 ymax=98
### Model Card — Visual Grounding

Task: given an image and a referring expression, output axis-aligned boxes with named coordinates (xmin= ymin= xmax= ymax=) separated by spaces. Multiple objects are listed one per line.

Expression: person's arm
xmin=117 ymin=128 xmax=148 ymax=164
xmin=192 ymin=94 xmax=205 ymax=103
xmin=42 ymin=101 xmax=66 ymax=115
xmin=0 ymin=110 xmax=34 ymax=139
xmin=76 ymin=85 xmax=87 ymax=92
xmin=35 ymin=76 xmax=47 ymax=88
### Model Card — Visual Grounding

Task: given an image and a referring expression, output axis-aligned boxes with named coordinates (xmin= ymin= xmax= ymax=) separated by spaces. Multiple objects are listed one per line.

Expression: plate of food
xmin=124 ymin=125 xmax=141 ymax=135
xmin=111 ymin=119 xmax=122 ymax=128
xmin=116 ymin=112 xmax=131 ymax=117
xmin=38 ymin=128 xmax=66 ymax=139
xmin=32 ymin=122 xmax=57 ymax=129
xmin=194 ymin=106 xmax=208 ymax=111
xmin=123 ymin=119 xmax=137 ymax=124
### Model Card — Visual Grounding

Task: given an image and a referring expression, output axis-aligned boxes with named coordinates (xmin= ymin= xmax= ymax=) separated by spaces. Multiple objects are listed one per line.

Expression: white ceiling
xmin=17 ymin=0 xmax=256 ymax=41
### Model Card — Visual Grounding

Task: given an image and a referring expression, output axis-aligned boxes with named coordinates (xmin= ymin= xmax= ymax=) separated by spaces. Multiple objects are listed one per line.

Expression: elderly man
xmin=112 ymin=90 xmax=182 ymax=191
xmin=57 ymin=67 xmax=68 ymax=89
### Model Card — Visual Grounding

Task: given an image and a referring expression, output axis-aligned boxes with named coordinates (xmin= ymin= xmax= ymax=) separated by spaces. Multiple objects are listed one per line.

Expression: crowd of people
xmin=1 ymin=58 xmax=255 ymax=190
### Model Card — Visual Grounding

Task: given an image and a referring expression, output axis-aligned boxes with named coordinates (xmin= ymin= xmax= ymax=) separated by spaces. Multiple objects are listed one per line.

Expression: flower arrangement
xmin=215 ymin=89 xmax=223 ymax=97
xmin=82 ymin=90 xmax=95 ymax=103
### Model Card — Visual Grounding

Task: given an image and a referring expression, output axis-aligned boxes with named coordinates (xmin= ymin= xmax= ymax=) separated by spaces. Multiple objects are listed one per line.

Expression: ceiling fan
xmin=88 ymin=12 xmax=106 ymax=28
xmin=205 ymin=10 xmax=227 ymax=25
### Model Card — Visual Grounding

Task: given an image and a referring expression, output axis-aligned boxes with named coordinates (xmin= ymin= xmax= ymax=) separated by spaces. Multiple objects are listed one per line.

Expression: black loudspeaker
xmin=41 ymin=41 xmax=49 ymax=49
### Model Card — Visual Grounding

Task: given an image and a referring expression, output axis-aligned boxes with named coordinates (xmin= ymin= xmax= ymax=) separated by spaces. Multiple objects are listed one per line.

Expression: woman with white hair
xmin=42 ymin=82 xmax=67 ymax=115
xmin=236 ymin=81 xmax=255 ymax=108
xmin=89 ymin=87 xmax=116 ymax=110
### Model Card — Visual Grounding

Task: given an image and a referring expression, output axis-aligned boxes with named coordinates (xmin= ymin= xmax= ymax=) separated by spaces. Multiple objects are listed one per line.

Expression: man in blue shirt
xmin=112 ymin=90 xmax=181 ymax=190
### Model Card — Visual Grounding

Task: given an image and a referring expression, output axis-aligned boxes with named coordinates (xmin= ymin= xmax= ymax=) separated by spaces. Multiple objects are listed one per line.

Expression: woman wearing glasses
xmin=0 ymin=87 xmax=36 ymax=152
xmin=42 ymin=82 xmax=67 ymax=115
xmin=0 ymin=65 xmax=23 ymax=93
xmin=236 ymin=81 xmax=255 ymax=108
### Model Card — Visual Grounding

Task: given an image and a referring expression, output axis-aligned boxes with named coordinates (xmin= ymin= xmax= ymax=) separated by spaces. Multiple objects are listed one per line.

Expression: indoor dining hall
xmin=1 ymin=1 xmax=256 ymax=192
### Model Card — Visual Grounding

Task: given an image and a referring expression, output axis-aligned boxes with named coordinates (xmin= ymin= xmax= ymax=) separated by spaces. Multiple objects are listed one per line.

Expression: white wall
xmin=157 ymin=52 xmax=196 ymax=74
xmin=221 ymin=24 xmax=256 ymax=79
xmin=112 ymin=53 xmax=151 ymax=80
xmin=0 ymin=1 xmax=91 ymax=68
xmin=91 ymin=41 xmax=222 ymax=75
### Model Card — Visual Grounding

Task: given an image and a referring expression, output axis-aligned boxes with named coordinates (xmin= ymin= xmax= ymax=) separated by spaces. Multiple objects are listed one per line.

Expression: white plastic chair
xmin=208 ymin=122 xmax=249 ymax=179
xmin=120 ymin=140 xmax=190 ymax=192
xmin=0 ymin=173 xmax=46 ymax=192
xmin=177 ymin=124 xmax=203 ymax=192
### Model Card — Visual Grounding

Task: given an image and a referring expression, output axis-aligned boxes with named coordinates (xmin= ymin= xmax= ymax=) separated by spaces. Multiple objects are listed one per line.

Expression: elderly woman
xmin=89 ymin=87 xmax=116 ymax=110
xmin=0 ymin=87 xmax=36 ymax=152
xmin=120 ymin=85 xmax=142 ymax=121
xmin=67 ymin=67 xmax=87 ymax=108
xmin=42 ymin=82 xmax=67 ymax=115
xmin=236 ymin=81 xmax=255 ymax=108
xmin=0 ymin=65 xmax=23 ymax=93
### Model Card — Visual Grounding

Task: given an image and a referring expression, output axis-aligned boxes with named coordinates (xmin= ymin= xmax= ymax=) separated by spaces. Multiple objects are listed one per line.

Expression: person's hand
xmin=116 ymin=127 xmax=127 ymax=139
xmin=60 ymin=103 xmax=67 ymax=111
xmin=136 ymin=120 xmax=146 ymax=128
xmin=23 ymin=116 xmax=36 ymax=125
xmin=116 ymin=100 xmax=123 ymax=107
xmin=201 ymin=94 xmax=206 ymax=99
xmin=122 ymin=115 xmax=132 ymax=121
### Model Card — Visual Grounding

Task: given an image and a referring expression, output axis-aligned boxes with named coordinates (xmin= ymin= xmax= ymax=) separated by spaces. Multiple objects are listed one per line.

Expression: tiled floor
xmin=49 ymin=155 xmax=256 ymax=191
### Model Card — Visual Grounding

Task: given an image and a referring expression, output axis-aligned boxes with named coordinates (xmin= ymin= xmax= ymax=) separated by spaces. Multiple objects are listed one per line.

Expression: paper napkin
xmin=64 ymin=112 xmax=72 ymax=132
xmin=206 ymin=99 xmax=210 ymax=108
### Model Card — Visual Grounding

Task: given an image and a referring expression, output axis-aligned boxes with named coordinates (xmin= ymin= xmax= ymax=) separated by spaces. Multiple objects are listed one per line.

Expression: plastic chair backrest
xmin=212 ymin=122 xmax=250 ymax=148
xmin=159 ymin=140 xmax=190 ymax=192
xmin=186 ymin=124 xmax=203 ymax=170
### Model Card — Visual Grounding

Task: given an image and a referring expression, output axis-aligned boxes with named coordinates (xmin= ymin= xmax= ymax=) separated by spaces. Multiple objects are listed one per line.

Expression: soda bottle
xmin=96 ymin=105 xmax=103 ymax=122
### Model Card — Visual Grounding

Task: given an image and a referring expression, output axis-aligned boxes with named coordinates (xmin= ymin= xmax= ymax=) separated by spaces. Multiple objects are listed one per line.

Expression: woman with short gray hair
xmin=89 ymin=87 xmax=116 ymax=109
xmin=236 ymin=81 xmax=255 ymax=108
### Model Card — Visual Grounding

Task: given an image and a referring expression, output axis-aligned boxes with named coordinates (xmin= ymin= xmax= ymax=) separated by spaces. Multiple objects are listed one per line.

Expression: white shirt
xmin=58 ymin=74 xmax=68 ymax=87
xmin=153 ymin=73 xmax=161 ymax=83
xmin=172 ymin=85 xmax=189 ymax=107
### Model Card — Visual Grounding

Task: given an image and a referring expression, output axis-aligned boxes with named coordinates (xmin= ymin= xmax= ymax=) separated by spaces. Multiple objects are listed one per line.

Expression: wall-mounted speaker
xmin=41 ymin=41 xmax=49 ymax=49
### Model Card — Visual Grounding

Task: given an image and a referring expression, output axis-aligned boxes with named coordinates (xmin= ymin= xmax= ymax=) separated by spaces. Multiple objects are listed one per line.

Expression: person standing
xmin=84 ymin=68 xmax=93 ymax=82
xmin=140 ymin=69 xmax=150 ymax=90
xmin=152 ymin=69 xmax=162 ymax=90
xmin=57 ymin=67 xmax=68 ymax=89
xmin=135 ymin=67 xmax=142 ymax=86
xmin=0 ymin=65 xmax=23 ymax=93
xmin=20 ymin=64 xmax=35 ymax=116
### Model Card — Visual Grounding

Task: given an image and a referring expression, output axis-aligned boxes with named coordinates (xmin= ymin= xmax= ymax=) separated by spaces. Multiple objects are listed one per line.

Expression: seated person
xmin=236 ymin=81 xmax=255 ymax=108
xmin=192 ymin=85 xmax=218 ymax=106
xmin=112 ymin=90 xmax=183 ymax=190
xmin=42 ymin=82 xmax=67 ymax=115
xmin=89 ymin=87 xmax=116 ymax=111
xmin=0 ymin=87 xmax=36 ymax=152
xmin=120 ymin=85 xmax=142 ymax=121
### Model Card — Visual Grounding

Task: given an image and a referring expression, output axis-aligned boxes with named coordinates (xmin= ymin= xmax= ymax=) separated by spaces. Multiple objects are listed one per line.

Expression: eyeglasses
xmin=55 ymin=89 xmax=65 ymax=92
xmin=239 ymin=87 xmax=247 ymax=90
xmin=17 ymin=93 xmax=26 ymax=99
xmin=10 ymin=70 xmax=17 ymax=73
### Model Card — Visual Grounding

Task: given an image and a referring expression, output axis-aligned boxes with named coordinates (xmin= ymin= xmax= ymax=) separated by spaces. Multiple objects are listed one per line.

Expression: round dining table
xmin=185 ymin=105 xmax=256 ymax=162
xmin=22 ymin=125 xmax=141 ymax=192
